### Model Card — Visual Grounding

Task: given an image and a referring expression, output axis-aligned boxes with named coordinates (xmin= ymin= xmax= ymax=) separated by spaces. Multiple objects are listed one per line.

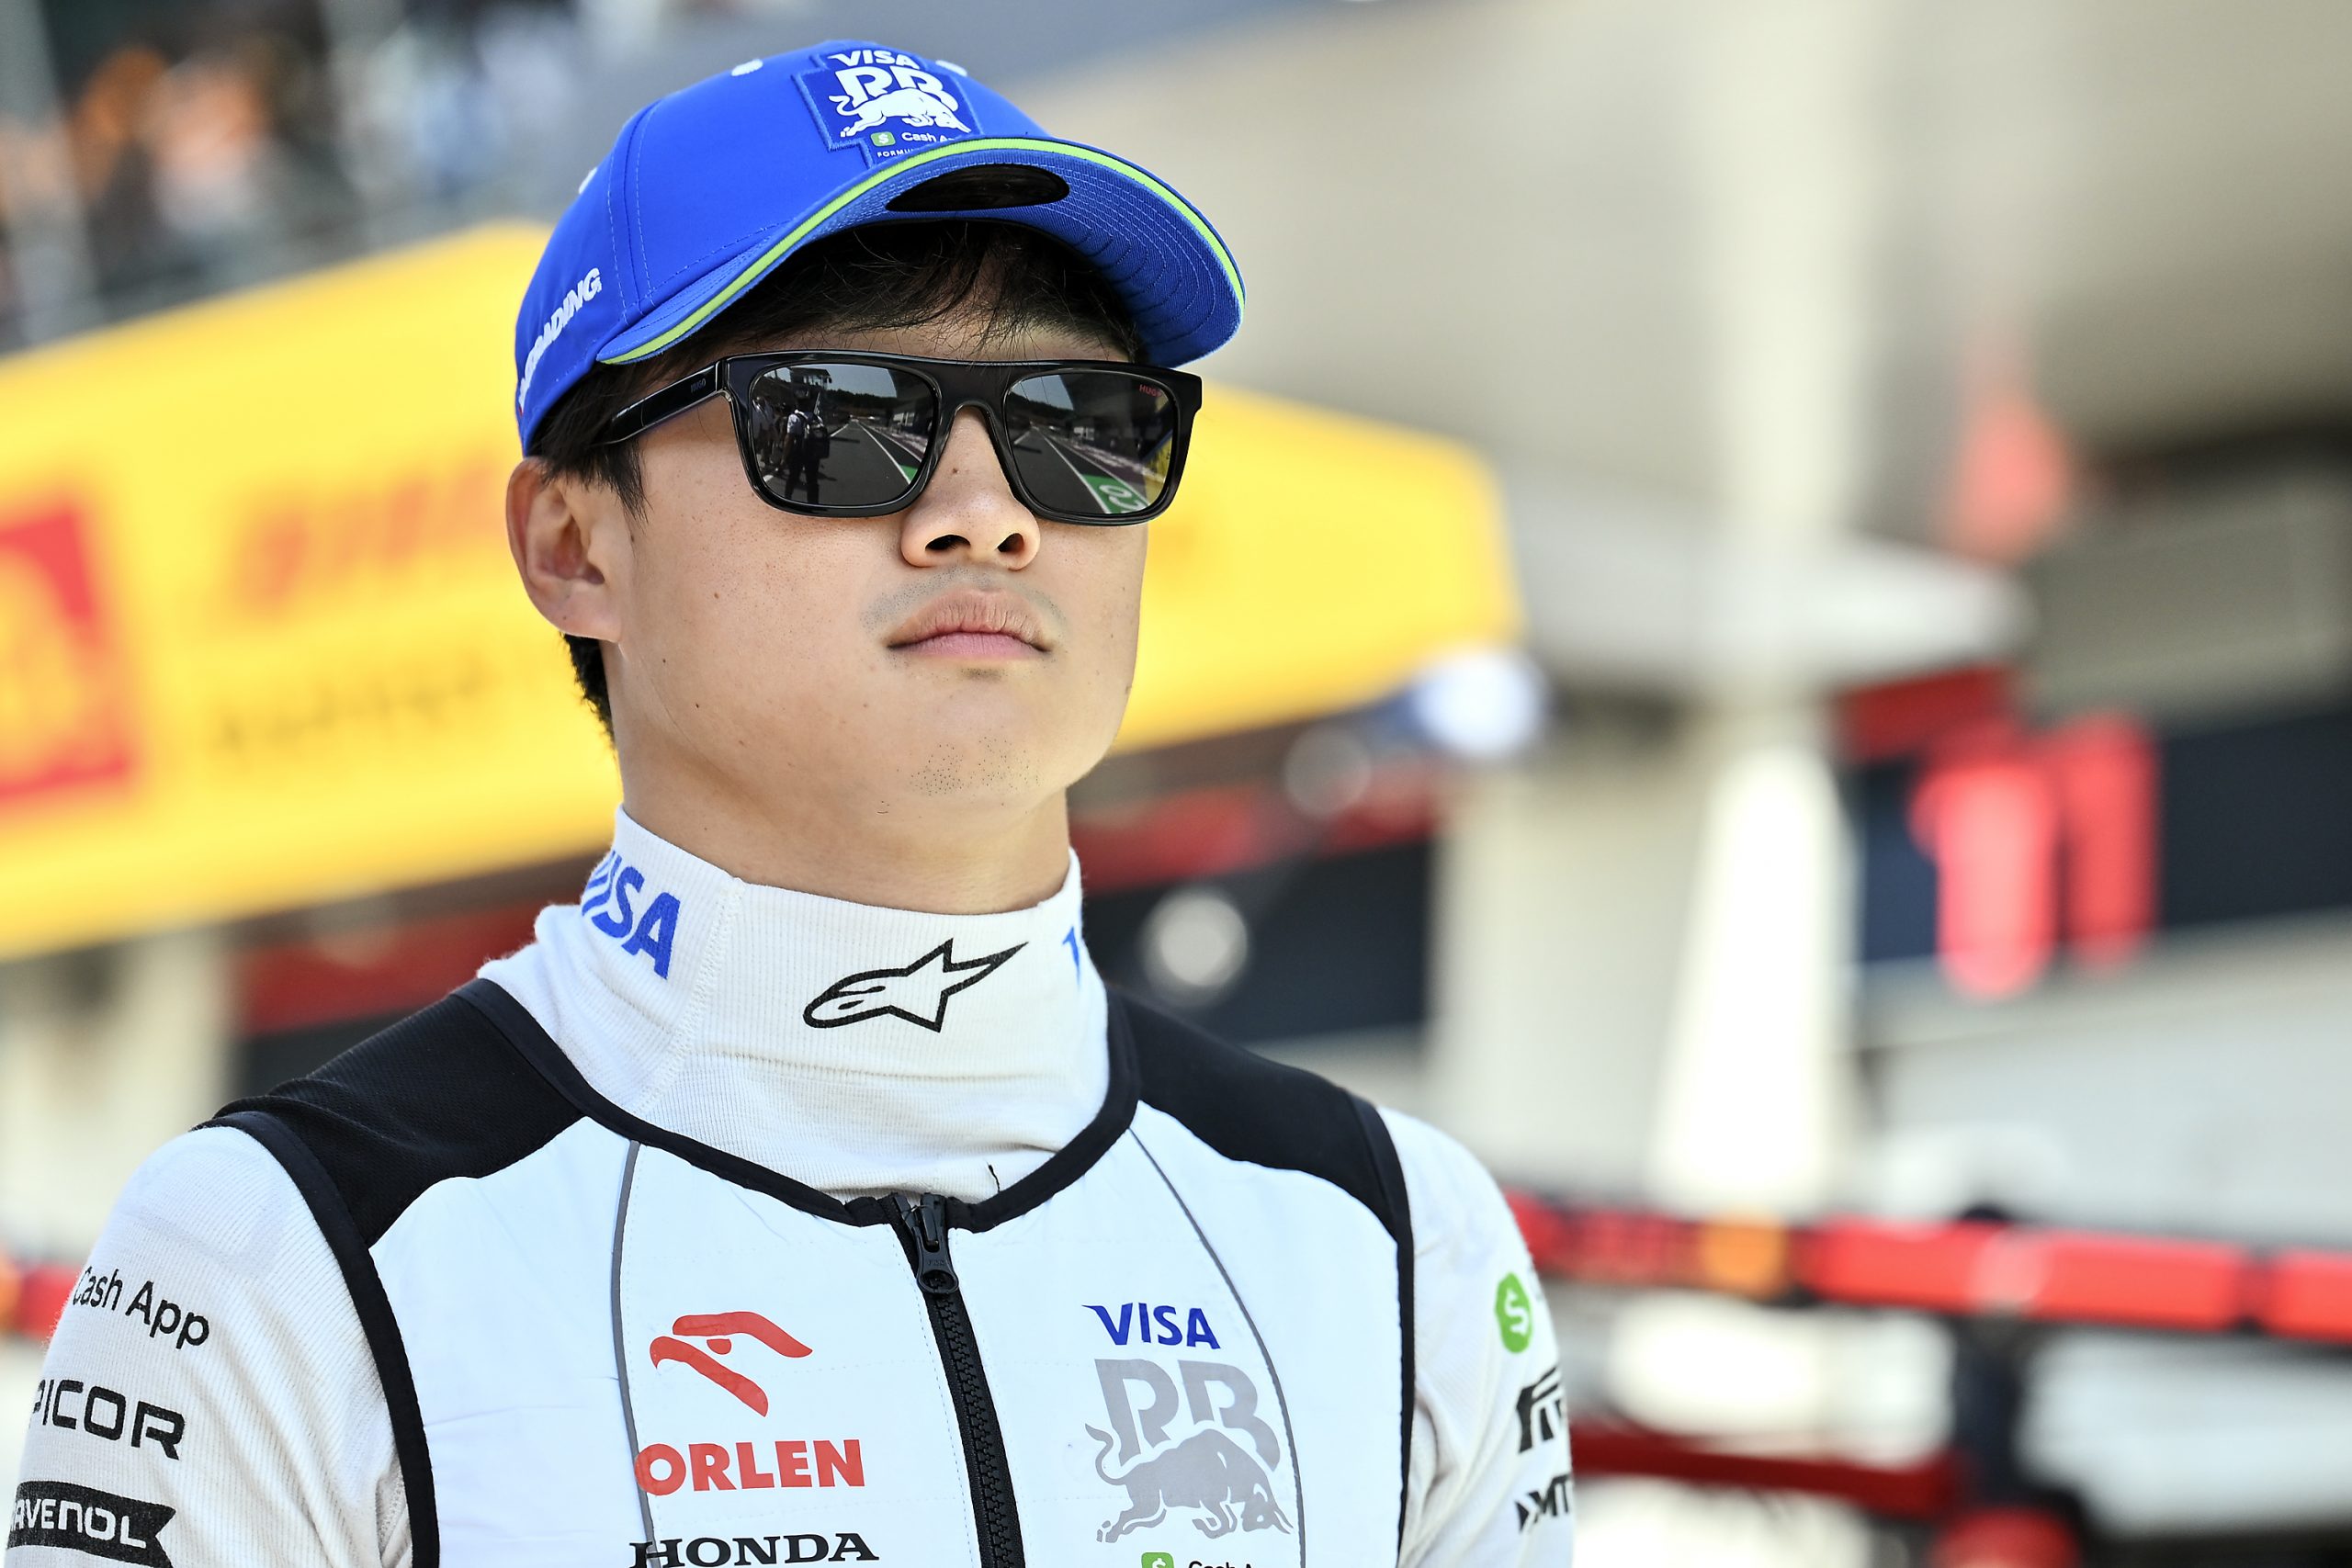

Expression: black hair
xmin=524 ymin=219 xmax=1147 ymax=736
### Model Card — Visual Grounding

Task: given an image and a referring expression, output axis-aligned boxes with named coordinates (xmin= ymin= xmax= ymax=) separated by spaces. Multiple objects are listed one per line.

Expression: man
xmin=10 ymin=39 xmax=1571 ymax=1568
xmin=782 ymin=397 xmax=823 ymax=502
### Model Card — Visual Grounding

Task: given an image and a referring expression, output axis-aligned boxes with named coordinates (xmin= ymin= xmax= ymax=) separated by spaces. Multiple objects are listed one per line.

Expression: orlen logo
xmin=0 ymin=501 xmax=135 ymax=811
xmin=635 ymin=1311 xmax=867 ymax=1497
xmin=582 ymin=852 xmax=684 ymax=978
xmin=650 ymin=1311 xmax=810 ymax=1415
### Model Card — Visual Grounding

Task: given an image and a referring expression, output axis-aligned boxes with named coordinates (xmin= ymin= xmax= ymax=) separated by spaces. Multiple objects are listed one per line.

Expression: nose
xmin=899 ymin=408 xmax=1041 ymax=569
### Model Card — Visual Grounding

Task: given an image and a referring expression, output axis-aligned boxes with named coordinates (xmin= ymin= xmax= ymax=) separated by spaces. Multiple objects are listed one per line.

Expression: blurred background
xmin=7 ymin=0 xmax=2352 ymax=1562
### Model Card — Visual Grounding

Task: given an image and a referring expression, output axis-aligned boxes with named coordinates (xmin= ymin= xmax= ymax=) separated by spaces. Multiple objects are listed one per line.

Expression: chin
xmin=898 ymin=758 xmax=1049 ymax=807
xmin=891 ymin=716 xmax=1104 ymax=808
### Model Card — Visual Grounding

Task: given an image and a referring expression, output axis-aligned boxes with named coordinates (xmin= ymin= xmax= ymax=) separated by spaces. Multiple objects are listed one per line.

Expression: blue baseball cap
xmin=513 ymin=39 xmax=1246 ymax=451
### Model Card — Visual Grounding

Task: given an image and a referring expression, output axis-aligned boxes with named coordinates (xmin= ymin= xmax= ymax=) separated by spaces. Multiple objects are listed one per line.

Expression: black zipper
xmin=892 ymin=1192 xmax=1023 ymax=1567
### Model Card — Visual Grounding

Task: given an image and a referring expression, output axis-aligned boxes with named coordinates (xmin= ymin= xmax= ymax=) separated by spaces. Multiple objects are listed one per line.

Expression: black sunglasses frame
xmin=592 ymin=350 xmax=1204 ymax=525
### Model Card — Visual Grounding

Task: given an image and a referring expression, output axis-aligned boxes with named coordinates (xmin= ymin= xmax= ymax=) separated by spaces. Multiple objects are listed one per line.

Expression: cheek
xmin=625 ymin=456 xmax=872 ymax=703
xmin=1056 ymin=530 xmax=1148 ymax=699
xmin=1109 ymin=532 xmax=1148 ymax=659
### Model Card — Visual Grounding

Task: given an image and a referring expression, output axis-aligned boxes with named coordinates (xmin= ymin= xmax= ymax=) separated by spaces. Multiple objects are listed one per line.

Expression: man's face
xmin=593 ymin=310 xmax=1147 ymax=829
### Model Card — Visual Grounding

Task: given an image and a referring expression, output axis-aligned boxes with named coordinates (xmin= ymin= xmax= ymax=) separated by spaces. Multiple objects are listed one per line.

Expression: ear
xmin=505 ymin=457 xmax=628 ymax=643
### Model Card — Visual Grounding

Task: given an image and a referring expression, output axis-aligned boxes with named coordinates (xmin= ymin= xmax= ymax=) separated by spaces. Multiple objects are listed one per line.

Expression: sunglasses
xmin=593 ymin=350 xmax=1203 ymax=525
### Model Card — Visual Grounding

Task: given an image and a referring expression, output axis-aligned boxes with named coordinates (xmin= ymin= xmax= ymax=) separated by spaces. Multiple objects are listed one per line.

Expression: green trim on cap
xmin=599 ymin=136 xmax=1244 ymax=367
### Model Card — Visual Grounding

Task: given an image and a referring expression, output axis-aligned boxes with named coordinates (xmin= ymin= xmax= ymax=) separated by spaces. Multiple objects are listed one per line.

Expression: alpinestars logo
xmin=802 ymin=942 xmax=1022 ymax=1031
xmin=650 ymin=1312 xmax=811 ymax=1414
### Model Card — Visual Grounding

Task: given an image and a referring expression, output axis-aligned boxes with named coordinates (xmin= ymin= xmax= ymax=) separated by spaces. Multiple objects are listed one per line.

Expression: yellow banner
xmin=0 ymin=224 xmax=1514 ymax=957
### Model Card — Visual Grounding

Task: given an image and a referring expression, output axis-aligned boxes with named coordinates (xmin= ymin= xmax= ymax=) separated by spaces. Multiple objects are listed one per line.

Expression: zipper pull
xmin=897 ymin=1191 xmax=960 ymax=1295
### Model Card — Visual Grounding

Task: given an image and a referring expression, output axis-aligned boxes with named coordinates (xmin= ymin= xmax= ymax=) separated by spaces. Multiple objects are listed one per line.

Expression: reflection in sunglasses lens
xmin=744 ymin=363 xmax=935 ymax=509
xmin=1002 ymin=372 xmax=1176 ymax=518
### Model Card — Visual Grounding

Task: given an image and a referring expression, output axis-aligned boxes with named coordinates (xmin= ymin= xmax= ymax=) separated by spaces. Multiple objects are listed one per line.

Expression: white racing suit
xmin=10 ymin=815 xmax=1571 ymax=1566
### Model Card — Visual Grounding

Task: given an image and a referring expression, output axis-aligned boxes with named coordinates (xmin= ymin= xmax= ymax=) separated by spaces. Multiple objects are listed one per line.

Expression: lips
xmin=886 ymin=590 xmax=1048 ymax=655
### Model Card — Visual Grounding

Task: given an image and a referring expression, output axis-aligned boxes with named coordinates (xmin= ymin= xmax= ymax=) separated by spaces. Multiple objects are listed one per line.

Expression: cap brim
xmin=594 ymin=137 xmax=1244 ymax=370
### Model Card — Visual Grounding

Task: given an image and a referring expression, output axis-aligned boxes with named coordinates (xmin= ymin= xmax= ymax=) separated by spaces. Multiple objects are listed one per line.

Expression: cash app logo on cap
xmin=1495 ymin=1271 xmax=1534 ymax=1352
xmin=1140 ymin=1553 xmax=1176 ymax=1568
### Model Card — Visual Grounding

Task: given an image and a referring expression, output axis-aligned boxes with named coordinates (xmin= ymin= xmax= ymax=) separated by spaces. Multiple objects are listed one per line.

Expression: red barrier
xmin=1511 ymin=1193 xmax=2352 ymax=1344
xmin=1568 ymin=1421 xmax=1961 ymax=1521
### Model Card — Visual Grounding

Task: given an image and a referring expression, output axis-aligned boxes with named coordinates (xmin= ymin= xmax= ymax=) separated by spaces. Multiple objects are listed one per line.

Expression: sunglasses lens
xmin=742 ymin=361 xmax=936 ymax=509
xmin=1001 ymin=371 xmax=1181 ymax=518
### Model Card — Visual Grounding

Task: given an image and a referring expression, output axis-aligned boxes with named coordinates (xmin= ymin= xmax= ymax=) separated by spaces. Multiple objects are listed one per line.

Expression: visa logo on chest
xmin=582 ymin=852 xmax=684 ymax=979
xmin=1087 ymin=1303 xmax=1222 ymax=1349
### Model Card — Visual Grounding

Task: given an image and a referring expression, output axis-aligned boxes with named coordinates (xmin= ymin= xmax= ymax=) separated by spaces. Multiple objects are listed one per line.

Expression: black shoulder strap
xmin=201 ymin=981 xmax=582 ymax=1568
xmin=1113 ymin=988 xmax=1416 ymax=1556
xmin=208 ymin=985 xmax=583 ymax=1245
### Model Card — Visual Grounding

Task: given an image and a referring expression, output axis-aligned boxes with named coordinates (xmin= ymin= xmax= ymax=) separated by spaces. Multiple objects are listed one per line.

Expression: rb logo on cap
xmin=795 ymin=47 xmax=981 ymax=164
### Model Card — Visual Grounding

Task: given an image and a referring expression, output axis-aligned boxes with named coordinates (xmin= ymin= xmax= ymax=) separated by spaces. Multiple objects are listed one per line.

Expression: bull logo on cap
xmin=834 ymin=82 xmax=967 ymax=138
